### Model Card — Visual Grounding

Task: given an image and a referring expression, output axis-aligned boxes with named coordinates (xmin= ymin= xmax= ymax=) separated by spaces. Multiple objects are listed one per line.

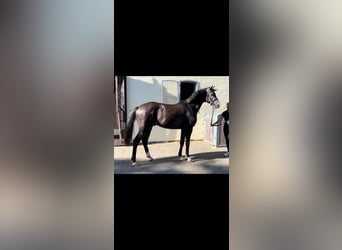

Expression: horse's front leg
xmin=178 ymin=129 xmax=186 ymax=160
xmin=185 ymin=127 xmax=193 ymax=162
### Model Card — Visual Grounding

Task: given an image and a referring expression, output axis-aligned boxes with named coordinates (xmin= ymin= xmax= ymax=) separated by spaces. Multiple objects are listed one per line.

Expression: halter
xmin=206 ymin=92 xmax=218 ymax=104
xmin=206 ymin=93 xmax=220 ymax=110
xmin=208 ymin=96 xmax=218 ymax=105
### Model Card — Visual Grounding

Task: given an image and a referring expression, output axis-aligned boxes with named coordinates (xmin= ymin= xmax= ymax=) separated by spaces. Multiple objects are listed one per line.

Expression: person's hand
xmin=211 ymin=115 xmax=223 ymax=126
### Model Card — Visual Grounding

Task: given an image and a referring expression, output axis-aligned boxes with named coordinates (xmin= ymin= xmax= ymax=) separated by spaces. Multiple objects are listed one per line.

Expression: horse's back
xmin=137 ymin=101 xmax=162 ymax=109
xmin=138 ymin=101 xmax=185 ymax=111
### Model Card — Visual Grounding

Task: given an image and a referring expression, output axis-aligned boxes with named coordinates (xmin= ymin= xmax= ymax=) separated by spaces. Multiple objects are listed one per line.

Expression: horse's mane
xmin=183 ymin=88 xmax=205 ymax=104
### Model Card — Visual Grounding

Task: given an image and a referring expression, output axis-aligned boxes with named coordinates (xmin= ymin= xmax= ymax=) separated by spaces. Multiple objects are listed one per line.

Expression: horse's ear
xmin=207 ymin=85 xmax=217 ymax=92
xmin=210 ymin=85 xmax=217 ymax=91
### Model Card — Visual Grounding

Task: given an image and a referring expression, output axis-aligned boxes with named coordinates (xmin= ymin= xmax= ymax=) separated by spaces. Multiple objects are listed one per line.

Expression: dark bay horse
xmin=124 ymin=86 xmax=220 ymax=165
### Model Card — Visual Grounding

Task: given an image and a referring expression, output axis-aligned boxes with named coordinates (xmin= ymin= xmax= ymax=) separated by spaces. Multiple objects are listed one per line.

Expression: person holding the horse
xmin=211 ymin=102 xmax=229 ymax=157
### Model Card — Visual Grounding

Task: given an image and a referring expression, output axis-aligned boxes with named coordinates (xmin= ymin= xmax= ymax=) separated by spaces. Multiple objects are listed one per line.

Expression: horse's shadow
xmin=188 ymin=151 xmax=227 ymax=162
xmin=130 ymin=151 xmax=228 ymax=167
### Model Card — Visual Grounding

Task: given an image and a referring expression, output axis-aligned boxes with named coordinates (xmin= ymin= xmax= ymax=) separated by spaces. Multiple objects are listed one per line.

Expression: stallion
xmin=124 ymin=86 xmax=220 ymax=165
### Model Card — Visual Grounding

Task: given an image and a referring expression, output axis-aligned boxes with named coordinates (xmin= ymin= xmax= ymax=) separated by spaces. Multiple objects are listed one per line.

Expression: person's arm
xmin=211 ymin=114 xmax=224 ymax=126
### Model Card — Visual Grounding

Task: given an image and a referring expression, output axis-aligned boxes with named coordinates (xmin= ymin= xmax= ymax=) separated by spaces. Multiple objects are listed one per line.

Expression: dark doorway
xmin=180 ymin=81 xmax=197 ymax=101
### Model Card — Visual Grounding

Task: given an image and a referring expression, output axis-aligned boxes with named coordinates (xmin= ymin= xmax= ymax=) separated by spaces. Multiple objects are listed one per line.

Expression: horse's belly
xmin=156 ymin=105 xmax=195 ymax=128
xmin=157 ymin=120 xmax=184 ymax=129
xmin=159 ymin=119 xmax=197 ymax=129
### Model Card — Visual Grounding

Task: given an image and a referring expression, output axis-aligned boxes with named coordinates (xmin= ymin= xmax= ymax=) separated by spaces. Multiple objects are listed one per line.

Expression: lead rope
xmin=210 ymin=106 xmax=215 ymax=126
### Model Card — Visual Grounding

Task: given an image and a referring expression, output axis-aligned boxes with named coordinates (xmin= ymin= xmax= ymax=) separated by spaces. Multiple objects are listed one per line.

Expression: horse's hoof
xmin=187 ymin=158 xmax=193 ymax=162
xmin=179 ymin=156 xmax=185 ymax=161
xmin=148 ymin=158 xmax=153 ymax=162
xmin=132 ymin=162 xmax=136 ymax=166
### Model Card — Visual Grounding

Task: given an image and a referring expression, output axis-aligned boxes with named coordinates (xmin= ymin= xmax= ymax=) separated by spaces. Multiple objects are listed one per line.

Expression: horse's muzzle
xmin=212 ymin=100 xmax=220 ymax=109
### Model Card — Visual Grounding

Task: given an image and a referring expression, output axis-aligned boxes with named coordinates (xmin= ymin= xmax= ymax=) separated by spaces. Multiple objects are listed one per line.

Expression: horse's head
xmin=206 ymin=86 xmax=220 ymax=108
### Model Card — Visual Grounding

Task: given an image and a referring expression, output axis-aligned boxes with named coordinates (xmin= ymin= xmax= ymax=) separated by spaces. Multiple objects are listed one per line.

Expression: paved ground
xmin=114 ymin=140 xmax=229 ymax=174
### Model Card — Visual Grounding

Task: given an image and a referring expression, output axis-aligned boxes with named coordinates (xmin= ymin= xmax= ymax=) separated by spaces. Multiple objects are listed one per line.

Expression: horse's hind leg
xmin=131 ymin=130 xmax=143 ymax=166
xmin=142 ymin=126 xmax=153 ymax=161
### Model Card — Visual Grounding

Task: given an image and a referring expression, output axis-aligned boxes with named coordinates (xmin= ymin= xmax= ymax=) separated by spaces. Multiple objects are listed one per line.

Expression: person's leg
xmin=223 ymin=124 xmax=229 ymax=156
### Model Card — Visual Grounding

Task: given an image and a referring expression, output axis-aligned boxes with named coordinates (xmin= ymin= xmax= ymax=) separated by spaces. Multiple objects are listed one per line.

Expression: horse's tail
xmin=124 ymin=107 xmax=138 ymax=145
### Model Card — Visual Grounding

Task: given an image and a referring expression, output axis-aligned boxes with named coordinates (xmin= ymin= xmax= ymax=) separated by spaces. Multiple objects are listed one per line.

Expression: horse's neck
xmin=189 ymin=102 xmax=203 ymax=115
xmin=184 ymin=90 xmax=206 ymax=115
xmin=188 ymin=94 xmax=205 ymax=114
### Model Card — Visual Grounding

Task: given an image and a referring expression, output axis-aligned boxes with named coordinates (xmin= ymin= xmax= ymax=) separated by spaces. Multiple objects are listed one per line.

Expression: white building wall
xmin=126 ymin=76 xmax=229 ymax=142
